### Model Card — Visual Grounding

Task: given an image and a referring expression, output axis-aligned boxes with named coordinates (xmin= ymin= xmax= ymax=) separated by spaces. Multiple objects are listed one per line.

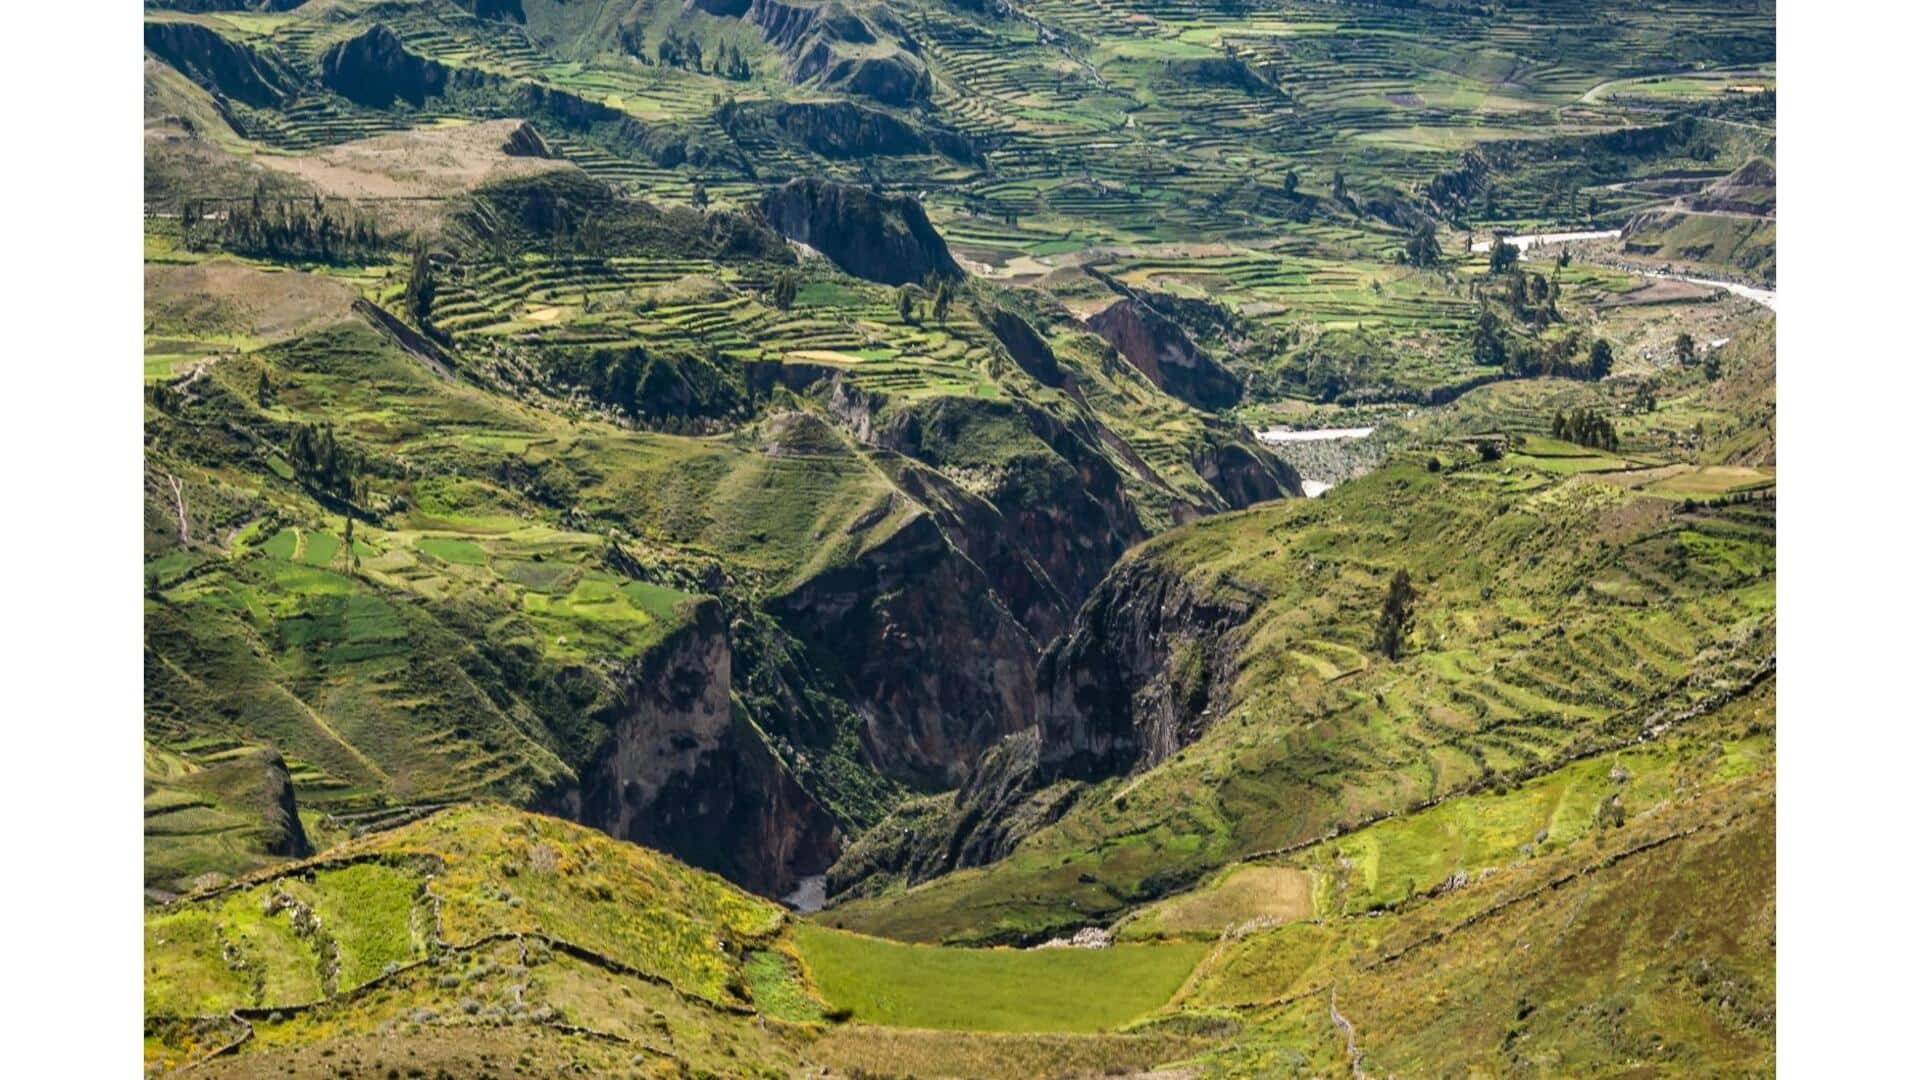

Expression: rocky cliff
xmin=819 ymin=544 xmax=1263 ymax=901
xmin=542 ymin=600 xmax=841 ymax=896
xmin=823 ymin=728 xmax=1080 ymax=897
xmin=320 ymin=25 xmax=449 ymax=108
xmin=718 ymin=98 xmax=977 ymax=163
xmin=1034 ymin=555 xmax=1259 ymax=779
xmin=759 ymin=178 xmax=961 ymax=285
xmin=144 ymin=20 xmax=295 ymax=108
xmin=764 ymin=510 xmax=1040 ymax=790
xmin=1086 ymin=295 xmax=1243 ymax=411
xmin=744 ymin=0 xmax=932 ymax=107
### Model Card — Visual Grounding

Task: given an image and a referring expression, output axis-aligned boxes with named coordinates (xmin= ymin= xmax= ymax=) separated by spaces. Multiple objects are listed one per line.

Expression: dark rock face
xmin=254 ymin=751 xmax=314 ymax=857
xmin=1160 ymin=55 xmax=1273 ymax=93
xmin=842 ymin=387 xmax=1146 ymax=633
xmin=719 ymin=99 xmax=973 ymax=162
xmin=1087 ymin=297 xmax=1243 ymax=410
xmin=499 ymin=120 xmax=554 ymax=158
xmin=982 ymin=306 xmax=1065 ymax=388
xmin=1035 ymin=555 xmax=1260 ymax=780
xmin=145 ymin=20 xmax=294 ymax=108
xmin=542 ymin=600 xmax=841 ymax=897
xmin=765 ymin=511 xmax=1039 ymax=790
xmin=824 ymin=729 xmax=1078 ymax=898
xmin=1192 ymin=425 xmax=1300 ymax=507
xmin=320 ymin=25 xmax=449 ymax=109
xmin=759 ymin=178 xmax=961 ymax=285
xmin=456 ymin=0 xmax=526 ymax=20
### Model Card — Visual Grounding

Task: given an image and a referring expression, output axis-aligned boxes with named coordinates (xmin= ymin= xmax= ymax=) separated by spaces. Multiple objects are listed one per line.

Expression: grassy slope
xmin=145 ymin=803 xmax=1215 ymax=1076
xmin=794 ymin=923 xmax=1207 ymax=1033
xmin=147 ymin=705 xmax=1772 ymax=1077
xmin=825 ymin=349 xmax=1774 ymax=943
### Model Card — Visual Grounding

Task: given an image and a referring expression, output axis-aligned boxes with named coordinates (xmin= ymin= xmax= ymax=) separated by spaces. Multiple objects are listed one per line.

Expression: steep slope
xmin=825 ymin=403 xmax=1776 ymax=940
xmin=760 ymin=177 xmax=962 ymax=285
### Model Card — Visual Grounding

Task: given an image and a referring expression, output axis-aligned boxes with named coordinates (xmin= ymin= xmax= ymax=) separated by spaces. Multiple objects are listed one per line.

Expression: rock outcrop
xmin=743 ymin=0 xmax=933 ymax=106
xmin=543 ymin=600 xmax=841 ymax=897
xmin=1035 ymin=555 xmax=1259 ymax=780
xmin=144 ymin=747 xmax=313 ymax=896
xmin=759 ymin=178 xmax=961 ymax=285
xmin=1087 ymin=295 xmax=1243 ymax=410
xmin=765 ymin=510 xmax=1040 ymax=789
xmin=320 ymin=25 xmax=449 ymax=109
xmin=499 ymin=119 xmax=554 ymax=158
xmin=144 ymin=20 xmax=295 ymax=108
xmin=981 ymin=305 xmax=1065 ymax=388
xmin=823 ymin=729 xmax=1079 ymax=898
xmin=718 ymin=99 xmax=976 ymax=162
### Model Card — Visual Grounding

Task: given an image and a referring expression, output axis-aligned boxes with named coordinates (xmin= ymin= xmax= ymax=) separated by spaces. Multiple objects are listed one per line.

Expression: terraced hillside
xmin=144 ymin=0 xmax=1776 ymax=1074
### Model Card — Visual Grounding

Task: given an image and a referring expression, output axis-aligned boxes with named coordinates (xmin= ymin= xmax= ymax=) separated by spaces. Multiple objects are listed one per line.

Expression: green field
xmin=794 ymin=923 xmax=1209 ymax=1032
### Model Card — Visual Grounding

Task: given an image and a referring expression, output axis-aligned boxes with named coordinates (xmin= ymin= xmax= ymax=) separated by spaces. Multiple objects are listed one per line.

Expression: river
xmin=1468 ymin=228 xmax=1776 ymax=310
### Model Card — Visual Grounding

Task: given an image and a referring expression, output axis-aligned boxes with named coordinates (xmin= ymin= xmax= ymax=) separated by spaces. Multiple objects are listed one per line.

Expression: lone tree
xmin=1674 ymin=331 xmax=1696 ymax=368
xmin=928 ymin=275 xmax=955 ymax=324
xmin=896 ymin=285 xmax=918 ymax=324
xmin=1488 ymin=235 xmax=1519 ymax=274
xmin=1332 ymin=170 xmax=1347 ymax=202
xmin=1588 ymin=337 xmax=1614 ymax=380
xmin=1283 ymin=168 xmax=1299 ymax=198
xmin=1405 ymin=220 xmax=1442 ymax=269
xmin=690 ymin=180 xmax=709 ymax=210
xmin=1374 ymin=569 xmax=1416 ymax=661
xmin=769 ymin=269 xmax=798 ymax=311
xmin=404 ymin=245 xmax=435 ymax=329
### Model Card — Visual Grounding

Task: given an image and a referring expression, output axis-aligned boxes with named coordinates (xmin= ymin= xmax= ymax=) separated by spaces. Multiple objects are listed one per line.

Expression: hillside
xmin=141 ymin=0 xmax=1777 ymax=1074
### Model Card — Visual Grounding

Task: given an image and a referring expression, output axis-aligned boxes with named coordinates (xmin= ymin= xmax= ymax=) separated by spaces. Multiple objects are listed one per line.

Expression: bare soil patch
xmin=259 ymin=119 xmax=572 ymax=202
xmin=145 ymin=260 xmax=358 ymax=341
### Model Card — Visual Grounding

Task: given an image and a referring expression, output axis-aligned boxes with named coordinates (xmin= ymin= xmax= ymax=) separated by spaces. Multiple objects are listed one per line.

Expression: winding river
xmin=1470 ymin=228 xmax=1776 ymax=310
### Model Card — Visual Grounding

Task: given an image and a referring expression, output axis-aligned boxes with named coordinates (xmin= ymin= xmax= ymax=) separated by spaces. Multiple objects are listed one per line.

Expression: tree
xmin=690 ymin=180 xmax=709 ymax=210
xmin=1332 ymin=170 xmax=1347 ymax=202
xmin=404 ymin=245 xmax=435 ymax=329
xmin=896 ymin=285 xmax=917 ymax=324
xmin=928 ymin=275 xmax=955 ymax=324
xmin=1552 ymin=407 xmax=1619 ymax=452
xmin=1674 ymin=331 xmax=1696 ymax=368
xmin=768 ymin=269 xmax=798 ymax=311
xmin=1588 ymin=337 xmax=1614 ymax=380
xmin=256 ymin=369 xmax=273 ymax=408
xmin=1704 ymin=349 xmax=1723 ymax=382
xmin=1373 ymin=569 xmax=1416 ymax=661
xmin=1283 ymin=169 xmax=1299 ymax=198
xmin=1633 ymin=380 xmax=1658 ymax=415
xmin=1488 ymin=235 xmax=1519 ymax=274
xmin=1469 ymin=305 xmax=1507 ymax=367
xmin=1405 ymin=220 xmax=1442 ymax=269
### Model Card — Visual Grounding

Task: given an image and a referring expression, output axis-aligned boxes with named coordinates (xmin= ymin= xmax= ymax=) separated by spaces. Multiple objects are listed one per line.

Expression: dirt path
xmin=1330 ymin=986 xmax=1365 ymax=1079
xmin=267 ymin=682 xmax=393 ymax=787
xmin=164 ymin=472 xmax=191 ymax=546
